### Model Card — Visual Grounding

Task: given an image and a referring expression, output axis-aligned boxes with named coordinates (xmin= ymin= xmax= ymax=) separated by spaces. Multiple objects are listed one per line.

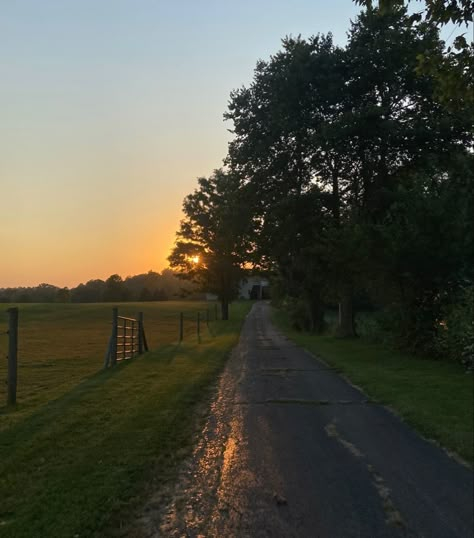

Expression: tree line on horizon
xmin=169 ymin=3 xmax=473 ymax=365
xmin=0 ymin=269 xmax=199 ymax=304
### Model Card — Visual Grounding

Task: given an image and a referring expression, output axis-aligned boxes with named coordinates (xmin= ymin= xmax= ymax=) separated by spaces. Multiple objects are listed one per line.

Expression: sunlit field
xmin=0 ymin=301 xmax=214 ymax=429
xmin=0 ymin=301 xmax=251 ymax=537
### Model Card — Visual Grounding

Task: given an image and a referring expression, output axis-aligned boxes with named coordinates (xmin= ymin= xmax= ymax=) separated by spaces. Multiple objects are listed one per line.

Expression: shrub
xmin=435 ymin=285 xmax=474 ymax=370
xmin=286 ymin=297 xmax=311 ymax=331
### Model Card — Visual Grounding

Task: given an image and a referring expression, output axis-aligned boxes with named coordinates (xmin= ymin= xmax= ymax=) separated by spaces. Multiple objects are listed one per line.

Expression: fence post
xmin=7 ymin=307 xmax=18 ymax=406
xmin=104 ymin=335 xmax=113 ymax=369
xmin=215 ymin=303 xmax=218 ymax=321
xmin=138 ymin=312 xmax=144 ymax=355
xmin=130 ymin=319 xmax=135 ymax=359
xmin=111 ymin=307 xmax=118 ymax=365
xmin=179 ymin=312 xmax=184 ymax=342
xmin=142 ymin=325 xmax=149 ymax=352
xmin=197 ymin=311 xmax=201 ymax=342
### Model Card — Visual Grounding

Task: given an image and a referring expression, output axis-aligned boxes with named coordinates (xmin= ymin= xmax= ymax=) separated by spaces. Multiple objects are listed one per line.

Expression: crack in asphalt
xmin=233 ymin=399 xmax=375 ymax=406
xmin=325 ymin=422 xmax=407 ymax=531
xmin=259 ymin=367 xmax=337 ymax=373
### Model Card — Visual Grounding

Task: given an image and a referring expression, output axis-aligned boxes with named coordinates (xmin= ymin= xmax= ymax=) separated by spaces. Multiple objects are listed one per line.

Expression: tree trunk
xmin=308 ymin=296 xmax=325 ymax=334
xmin=337 ymin=286 xmax=356 ymax=338
xmin=332 ymin=167 xmax=340 ymax=224
xmin=221 ymin=300 xmax=229 ymax=321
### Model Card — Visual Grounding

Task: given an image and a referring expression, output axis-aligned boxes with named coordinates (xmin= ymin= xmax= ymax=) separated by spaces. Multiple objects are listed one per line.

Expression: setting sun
xmin=191 ymin=255 xmax=200 ymax=264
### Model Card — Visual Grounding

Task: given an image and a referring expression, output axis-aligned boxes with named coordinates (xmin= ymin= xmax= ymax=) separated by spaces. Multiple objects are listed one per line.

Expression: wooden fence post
xmin=197 ymin=311 xmax=201 ymax=342
xmin=138 ymin=312 xmax=144 ymax=355
xmin=104 ymin=335 xmax=112 ymax=369
xmin=111 ymin=307 xmax=118 ymax=365
xmin=7 ymin=307 xmax=18 ymax=406
xmin=142 ymin=325 xmax=149 ymax=352
xmin=179 ymin=312 xmax=184 ymax=342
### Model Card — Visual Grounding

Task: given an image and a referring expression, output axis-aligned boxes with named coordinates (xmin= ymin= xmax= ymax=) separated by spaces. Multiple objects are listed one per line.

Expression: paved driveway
xmin=142 ymin=302 xmax=473 ymax=537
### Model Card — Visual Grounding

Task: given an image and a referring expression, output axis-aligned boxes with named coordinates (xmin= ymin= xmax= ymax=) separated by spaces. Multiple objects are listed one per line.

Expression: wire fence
xmin=0 ymin=301 xmax=221 ymax=411
xmin=0 ymin=319 xmax=12 ymax=405
xmin=178 ymin=303 xmax=219 ymax=343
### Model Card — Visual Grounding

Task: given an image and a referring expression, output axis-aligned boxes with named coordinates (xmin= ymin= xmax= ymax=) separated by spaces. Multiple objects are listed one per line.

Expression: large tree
xmin=226 ymin=34 xmax=354 ymax=333
xmin=168 ymin=169 xmax=254 ymax=320
xmin=225 ymin=6 xmax=472 ymax=338
xmin=342 ymin=7 xmax=473 ymax=342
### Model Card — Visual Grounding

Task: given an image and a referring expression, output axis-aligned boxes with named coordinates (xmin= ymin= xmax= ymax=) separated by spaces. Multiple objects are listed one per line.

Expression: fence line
xmin=1 ymin=302 xmax=222 ymax=405
xmin=178 ymin=305 xmax=220 ymax=343
xmin=3 ymin=307 xmax=18 ymax=406
xmin=104 ymin=304 xmax=219 ymax=367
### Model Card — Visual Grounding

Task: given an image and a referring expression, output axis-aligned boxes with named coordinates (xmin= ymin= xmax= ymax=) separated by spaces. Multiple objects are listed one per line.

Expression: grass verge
xmin=273 ymin=308 xmax=473 ymax=466
xmin=0 ymin=301 xmax=251 ymax=538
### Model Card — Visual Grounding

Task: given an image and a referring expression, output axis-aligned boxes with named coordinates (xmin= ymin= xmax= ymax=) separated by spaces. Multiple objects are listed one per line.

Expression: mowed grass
xmin=0 ymin=301 xmax=252 ymax=538
xmin=273 ymin=308 xmax=473 ymax=466
xmin=0 ymin=301 xmax=213 ymax=429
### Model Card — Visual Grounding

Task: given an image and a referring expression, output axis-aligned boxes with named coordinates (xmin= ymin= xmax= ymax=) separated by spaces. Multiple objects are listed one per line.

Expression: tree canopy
xmin=168 ymin=169 xmax=254 ymax=319
xmin=224 ymin=6 xmax=472 ymax=336
xmin=169 ymin=4 xmax=473 ymax=362
xmin=354 ymin=1 xmax=474 ymax=105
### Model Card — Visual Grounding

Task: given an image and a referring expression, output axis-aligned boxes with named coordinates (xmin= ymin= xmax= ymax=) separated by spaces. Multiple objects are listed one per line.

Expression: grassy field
xmin=0 ymin=300 xmax=251 ymax=537
xmin=0 ymin=301 xmax=215 ymax=429
xmin=273 ymin=308 xmax=473 ymax=466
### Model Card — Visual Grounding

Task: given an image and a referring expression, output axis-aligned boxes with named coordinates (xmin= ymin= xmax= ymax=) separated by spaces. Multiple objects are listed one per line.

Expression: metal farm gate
xmin=104 ymin=308 xmax=148 ymax=368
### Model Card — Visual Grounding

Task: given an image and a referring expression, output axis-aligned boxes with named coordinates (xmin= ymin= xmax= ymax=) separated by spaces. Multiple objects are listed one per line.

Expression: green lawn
xmin=0 ymin=301 xmax=251 ymax=537
xmin=273 ymin=308 xmax=473 ymax=466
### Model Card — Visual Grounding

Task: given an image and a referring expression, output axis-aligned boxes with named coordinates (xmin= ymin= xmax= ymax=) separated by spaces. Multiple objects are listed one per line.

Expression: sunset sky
xmin=2 ymin=0 xmax=378 ymax=288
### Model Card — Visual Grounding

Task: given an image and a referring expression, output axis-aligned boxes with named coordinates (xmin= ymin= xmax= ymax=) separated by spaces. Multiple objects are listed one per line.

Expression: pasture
xmin=0 ymin=301 xmax=211 ymax=429
xmin=0 ymin=301 xmax=251 ymax=537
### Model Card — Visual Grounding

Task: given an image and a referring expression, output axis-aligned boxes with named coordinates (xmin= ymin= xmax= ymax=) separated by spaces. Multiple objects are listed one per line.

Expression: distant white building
xmin=239 ymin=276 xmax=270 ymax=300
xmin=205 ymin=276 xmax=270 ymax=301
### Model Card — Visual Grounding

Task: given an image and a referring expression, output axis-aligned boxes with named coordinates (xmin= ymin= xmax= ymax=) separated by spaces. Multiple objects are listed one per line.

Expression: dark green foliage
xmin=71 ymin=279 xmax=106 ymax=302
xmin=226 ymin=34 xmax=355 ymax=333
xmin=223 ymin=5 xmax=473 ymax=354
xmin=0 ymin=270 xmax=195 ymax=304
xmin=169 ymin=5 xmax=472 ymax=357
xmin=168 ymin=169 xmax=255 ymax=319
xmin=360 ymin=152 xmax=474 ymax=354
xmin=355 ymin=1 xmax=474 ymax=25
xmin=435 ymin=286 xmax=474 ymax=368
xmin=354 ymin=1 xmax=474 ymax=105
xmin=103 ymin=274 xmax=129 ymax=302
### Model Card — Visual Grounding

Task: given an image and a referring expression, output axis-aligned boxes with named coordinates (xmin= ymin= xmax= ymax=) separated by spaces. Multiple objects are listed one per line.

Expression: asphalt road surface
xmin=141 ymin=302 xmax=473 ymax=538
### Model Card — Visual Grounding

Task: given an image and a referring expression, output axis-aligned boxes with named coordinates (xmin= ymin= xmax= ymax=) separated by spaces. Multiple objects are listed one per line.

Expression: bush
xmin=286 ymin=297 xmax=311 ymax=331
xmin=356 ymin=309 xmax=412 ymax=349
xmin=461 ymin=341 xmax=474 ymax=373
xmin=435 ymin=285 xmax=474 ymax=370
